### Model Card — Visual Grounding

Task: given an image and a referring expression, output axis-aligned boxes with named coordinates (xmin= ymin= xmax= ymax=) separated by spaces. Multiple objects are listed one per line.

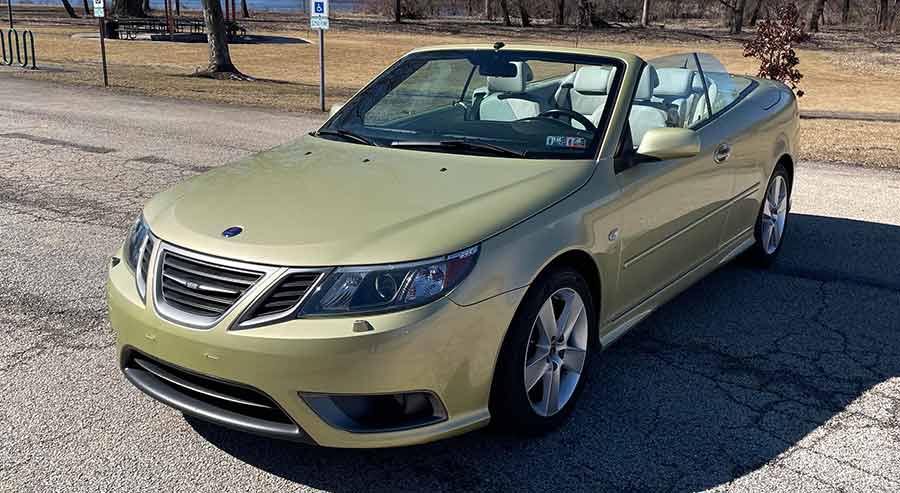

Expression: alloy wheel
xmin=761 ymin=175 xmax=788 ymax=255
xmin=523 ymin=287 xmax=589 ymax=417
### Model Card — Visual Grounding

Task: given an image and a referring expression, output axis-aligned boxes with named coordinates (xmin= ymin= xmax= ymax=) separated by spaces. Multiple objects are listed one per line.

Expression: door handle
xmin=714 ymin=143 xmax=732 ymax=163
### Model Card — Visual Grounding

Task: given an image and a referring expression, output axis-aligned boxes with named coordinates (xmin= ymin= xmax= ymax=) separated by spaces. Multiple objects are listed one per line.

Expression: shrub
xmin=743 ymin=2 xmax=808 ymax=97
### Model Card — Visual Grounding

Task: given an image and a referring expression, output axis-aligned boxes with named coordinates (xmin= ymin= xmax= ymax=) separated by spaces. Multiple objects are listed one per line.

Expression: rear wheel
xmin=489 ymin=266 xmax=596 ymax=433
xmin=746 ymin=164 xmax=791 ymax=266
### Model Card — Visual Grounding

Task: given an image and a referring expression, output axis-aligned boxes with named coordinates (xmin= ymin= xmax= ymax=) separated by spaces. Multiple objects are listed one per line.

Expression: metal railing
xmin=1 ymin=28 xmax=37 ymax=69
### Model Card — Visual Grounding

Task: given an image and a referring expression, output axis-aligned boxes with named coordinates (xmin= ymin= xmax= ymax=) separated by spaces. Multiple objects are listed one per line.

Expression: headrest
xmin=487 ymin=61 xmax=534 ymax=93
xmin=654 ymin=68 xmax=695 ymax=97
xmin=573 ymin=66 xmax=613 ymax=95
xmin=634 ymin=65 xmax=660 ymax=100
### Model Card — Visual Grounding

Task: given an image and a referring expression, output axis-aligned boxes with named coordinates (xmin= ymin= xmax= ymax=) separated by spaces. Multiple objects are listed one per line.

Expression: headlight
xmin=299 ymin=245 xmax=479 ymax=317
xmin=124 ymin=214 xmax=150 ymax=271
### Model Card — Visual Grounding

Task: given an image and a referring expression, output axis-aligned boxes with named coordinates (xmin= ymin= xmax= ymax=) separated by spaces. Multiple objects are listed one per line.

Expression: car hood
xmin=144 ymin=136 xmax=593 ymax=266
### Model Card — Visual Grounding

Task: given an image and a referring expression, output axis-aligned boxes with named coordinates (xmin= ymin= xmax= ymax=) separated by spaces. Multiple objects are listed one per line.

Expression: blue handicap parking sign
xmin=314 ymin=1 xmax=325 ymax=13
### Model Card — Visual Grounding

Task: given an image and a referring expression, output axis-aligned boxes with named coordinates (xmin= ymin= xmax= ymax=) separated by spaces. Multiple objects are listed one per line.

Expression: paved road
xmin=2 ymin=77 xmax=900 ymax=492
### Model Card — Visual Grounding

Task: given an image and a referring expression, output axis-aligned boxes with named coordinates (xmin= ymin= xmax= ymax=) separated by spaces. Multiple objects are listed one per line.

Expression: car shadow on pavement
xmin=189 ymin=213 xmax=900 ymax=492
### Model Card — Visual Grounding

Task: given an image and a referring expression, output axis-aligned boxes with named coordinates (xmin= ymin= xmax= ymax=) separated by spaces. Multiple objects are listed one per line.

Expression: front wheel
xmin=745 ymin=164 xmax=791 ymax=266
xmin=489 ymin=266 xmax=596 ymax=434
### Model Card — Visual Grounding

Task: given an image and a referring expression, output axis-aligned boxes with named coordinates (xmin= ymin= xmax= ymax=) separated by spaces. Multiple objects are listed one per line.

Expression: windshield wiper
xmin=313 ymin=129 xmax=378 ymax=147
xmin=390 ymin=139 xmax=526 ymax=158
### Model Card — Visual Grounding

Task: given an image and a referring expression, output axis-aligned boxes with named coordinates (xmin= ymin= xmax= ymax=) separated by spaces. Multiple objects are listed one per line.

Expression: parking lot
xmin=2 ymin=77 xmax=900 ymax=492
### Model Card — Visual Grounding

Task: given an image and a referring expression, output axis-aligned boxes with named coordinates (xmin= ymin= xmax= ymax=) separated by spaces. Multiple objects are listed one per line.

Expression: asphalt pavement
xmin=2 ymin=77 xmax=900 ymax=492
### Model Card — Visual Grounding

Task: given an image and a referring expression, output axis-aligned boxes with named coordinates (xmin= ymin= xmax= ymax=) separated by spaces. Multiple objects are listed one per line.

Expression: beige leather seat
xmin=555 ymin=66 xmax=615 ymax=129
xmin=627 ymin=66 xmax=668 ymax=148
xmin=652 ymin=68 xmax=698 ymax=127
xmin=478 ymin=62 xmax=541 ymax=122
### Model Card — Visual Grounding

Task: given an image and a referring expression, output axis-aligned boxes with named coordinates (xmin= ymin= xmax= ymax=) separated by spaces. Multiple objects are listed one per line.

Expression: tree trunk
xmin=887 ymin=0 xmax=900 ymax=30
xmin=555 ymin=0 xmax=565 ymax=24
xmin=142 ymin=0 xmax=150 ymax=15
xmin=730 ymin=0 xmax=746 ymax=33
xmin=113 ymin=0 xmax=146 ymax=17
xmin=60 ymin=0 xmax=79 ymax=17
xmin=749 ymin=0 xmax=763 ymax=26
xmin=517 ymin=0 xmax=530 ymax=26
xmin=81 ymin=0 xmax=90 ymax=15
xmin=640 ymin=0 xmax=650 ymax=27
xmin=484 ymin=0 xmax=493 ymax=19
xmin=499 ymin=0 xmax=511 ymax=26
xmin=197 ymin=0 xmax=242 ymax=76
xmin=808 ymin=0 xmax=826 ymax=31
xmin=877 ymin=0 xmax=890 ymax=29
xmin=394 ymin=0 xmax=401 ymax=22
xmin=841 ymin=0 xmax=849 ymax=23
xmin=240 ymin=0 xmax=249 ymax=17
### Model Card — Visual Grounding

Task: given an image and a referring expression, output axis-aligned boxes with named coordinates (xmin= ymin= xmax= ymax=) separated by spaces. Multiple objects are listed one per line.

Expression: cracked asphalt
xmin=2 ymin=76 xmax=900 ymax=492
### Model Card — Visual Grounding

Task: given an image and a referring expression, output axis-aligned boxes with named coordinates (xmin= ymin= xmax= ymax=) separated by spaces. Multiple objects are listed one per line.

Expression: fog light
xmin=300 ymin=391 xmax=447 ymax=433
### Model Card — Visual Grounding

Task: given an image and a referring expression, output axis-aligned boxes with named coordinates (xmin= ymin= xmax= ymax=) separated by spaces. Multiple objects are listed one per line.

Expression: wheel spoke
xmin=524 ymin=355 xmax=550 ymax=391
xmin=558 ymin=294 xmax=585 ymax=343
xmin=541 ymin=365 xmax=561 ymax=416
xmin=761 ymin=222 xmax=773 ymax=252
xmin=562 ymin=347 xmax=586 ymax=373
xmin=537 ymin=298 xmax=558 ymax=340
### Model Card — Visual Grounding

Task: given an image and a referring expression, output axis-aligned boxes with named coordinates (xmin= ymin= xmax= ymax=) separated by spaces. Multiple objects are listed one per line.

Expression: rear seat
xmin=652 ymin=68 xmax=698 ymax=127
xmin=628 ymin=66 xmax=668 ymax=147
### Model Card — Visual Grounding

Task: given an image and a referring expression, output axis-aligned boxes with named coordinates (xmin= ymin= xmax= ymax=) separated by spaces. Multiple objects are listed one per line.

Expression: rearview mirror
xmin=636 ymin=128 xmax=701 ymax=160
xmin=329 ymin=103 xmax=344 ymax=117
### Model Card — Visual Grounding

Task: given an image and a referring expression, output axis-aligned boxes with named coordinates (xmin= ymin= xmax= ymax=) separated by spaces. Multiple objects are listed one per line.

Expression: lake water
xmin=17 ymin=0 xmax=366 ymax=13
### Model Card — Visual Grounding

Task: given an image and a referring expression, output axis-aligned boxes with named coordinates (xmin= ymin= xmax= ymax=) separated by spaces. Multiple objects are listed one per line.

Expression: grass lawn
xmin=8 ymin=17 xmax=900 ymax=169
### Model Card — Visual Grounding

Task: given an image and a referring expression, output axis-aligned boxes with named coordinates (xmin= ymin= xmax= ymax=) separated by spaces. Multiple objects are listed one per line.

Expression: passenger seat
xmin=478 ymin=62 xmax=541 ymax=122
xmin=628 ymin=66 xmax=668 ymax=148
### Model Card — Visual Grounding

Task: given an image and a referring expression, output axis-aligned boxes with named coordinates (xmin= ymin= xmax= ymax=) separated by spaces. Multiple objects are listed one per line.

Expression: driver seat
xmin=478 ymin=62 xmax=541 ymax=122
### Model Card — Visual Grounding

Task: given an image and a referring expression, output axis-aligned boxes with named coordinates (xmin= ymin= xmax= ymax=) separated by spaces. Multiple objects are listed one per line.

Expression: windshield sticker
xmin=546 ymin=136 xmax=587 ymax=149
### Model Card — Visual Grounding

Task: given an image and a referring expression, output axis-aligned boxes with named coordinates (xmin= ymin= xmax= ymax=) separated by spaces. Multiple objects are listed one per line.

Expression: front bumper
xmin=107 ymin=253 xmax=525 ymax=448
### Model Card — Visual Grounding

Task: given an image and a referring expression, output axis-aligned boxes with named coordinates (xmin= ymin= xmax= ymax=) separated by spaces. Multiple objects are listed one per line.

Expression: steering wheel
xmin=537 ymin=109 xmax=597 ymax=132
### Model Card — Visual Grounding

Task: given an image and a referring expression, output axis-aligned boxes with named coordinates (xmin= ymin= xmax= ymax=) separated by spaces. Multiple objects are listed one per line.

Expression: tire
xmin=745 ymin=163 xmax=791 ymax=267
xmin=489 ymin=265 xmax=597 ymax=434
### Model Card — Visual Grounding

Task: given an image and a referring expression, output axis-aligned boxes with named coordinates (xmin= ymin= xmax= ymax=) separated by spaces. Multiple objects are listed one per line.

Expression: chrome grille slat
xmin=161 ymin=279 xmax=237 ymax=306
xmin=162 ymin=272 xmax=241 ymax=295
xmin=164 ymin=256 xmax=258 ymax=286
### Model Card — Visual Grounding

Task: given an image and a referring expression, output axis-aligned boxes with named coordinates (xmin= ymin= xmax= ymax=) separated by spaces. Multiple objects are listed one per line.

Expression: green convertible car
xmin=107 ymin=44 xmax=798 ymax=448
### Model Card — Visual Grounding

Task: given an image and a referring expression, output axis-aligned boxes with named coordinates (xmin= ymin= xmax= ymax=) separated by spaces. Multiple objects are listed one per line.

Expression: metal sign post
xmin=310 ymin=0 xmax=329 ymax=112
xmin=93 ymin=0 xmax=108 ymax=87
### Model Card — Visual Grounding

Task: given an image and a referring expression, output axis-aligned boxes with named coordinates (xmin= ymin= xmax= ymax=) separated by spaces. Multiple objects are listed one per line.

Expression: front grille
xmin=122 ymin=349 xmax=310 ymax=442
xmin=247 ymin=272 xmax=321 ymax=319
xmin=159 ymin=250 xmax=263 ymax=320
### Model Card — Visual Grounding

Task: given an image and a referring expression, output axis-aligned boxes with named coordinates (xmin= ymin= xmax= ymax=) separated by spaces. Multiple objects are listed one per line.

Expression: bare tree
xmin=749 ymin=0 xmax=765 ymax=26
xmin=60 ymin=0 xmax=79 ymax=17
xmin=841 ymin=0 xmax=850 ymax=23
xmin=142 ymin=0 xmax=150 ymax=14
xmin=555 ymin=0 xmax=566 ymax=24
xmin=81 ymin=0 xmax=90 ymax=15
xmin=808 ymin=0 xmax=826 ymax=31
xmin=878 ymin=0 xmax=900 ymax=30
xmin=113 ymin=0 xmax=146 ymax=17
xmin=240 ymin=0 xmax=249 ymax=17
xmin=517 ymin=0 xmax=531 ymax=26
xmin=641 ymin=0 xmax=650 ymax=26
xmin=499 ymin=0 xmax=512 ymax=25
xmin=196 ymin=0 xmax=244 ymax=78
xmin=732 ymin=0 xmax=747 ymax=33
xmin=484 ymin=0 xmax=493 ymax=19
xmin=395 ymin=0 xmax=401 ymax=22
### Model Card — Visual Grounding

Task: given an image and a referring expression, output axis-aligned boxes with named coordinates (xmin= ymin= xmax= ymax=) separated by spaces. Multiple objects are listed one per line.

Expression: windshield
xmin=320 ymin=50 xmax=624 ymax=159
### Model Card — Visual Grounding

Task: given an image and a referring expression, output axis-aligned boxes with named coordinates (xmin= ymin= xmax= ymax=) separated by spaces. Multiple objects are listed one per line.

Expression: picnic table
xmin=108 ymin=18 xmax=246 ymax=40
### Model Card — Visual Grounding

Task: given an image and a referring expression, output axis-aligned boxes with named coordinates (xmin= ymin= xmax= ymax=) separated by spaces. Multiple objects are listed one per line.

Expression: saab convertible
xmin=108 ymin=45 xmax=799 ymax=448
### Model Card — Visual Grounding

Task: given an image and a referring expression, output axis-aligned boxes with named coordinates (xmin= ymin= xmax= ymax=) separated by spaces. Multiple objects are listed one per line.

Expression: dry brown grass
xmin=8 ymin=24 xmax=900 ymax=168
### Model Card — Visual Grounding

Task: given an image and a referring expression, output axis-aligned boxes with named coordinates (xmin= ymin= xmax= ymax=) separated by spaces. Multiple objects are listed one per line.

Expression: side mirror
xmin=636 ymin=128 xmax=701 ymax=160
xmin=329 ymin=103 xmax=344 ymax=117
